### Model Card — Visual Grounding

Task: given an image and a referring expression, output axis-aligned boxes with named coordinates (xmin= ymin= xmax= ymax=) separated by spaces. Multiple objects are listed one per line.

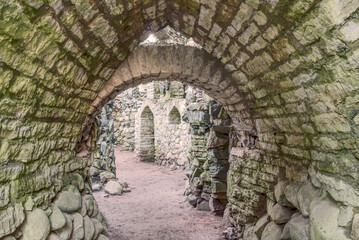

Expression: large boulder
xmin=71 ymin=213 xmax=84 ymax=239
xmin=104 ymin=181 xmax=123 ymax=195
xmin=49 ymin=204 xmax=66 ymax=231
xmin=84 ymin=216 xmax=95 ymax=240
xmin=338 ymin=206 xmax=354 ymax=227
xmin=53 ymin=185 xmax=82 ymax=213
xmin=261 ymin=221 xmax=283 ymax=240
xmin=0 ymin=203 xmax=25 ymax=238
xmin=92 ymin=218 xmax=105 ymax=239
xmin=196 ymin=200 xmax=211 ymax=211
xmin=54 ymin=213 xmax=72 ymax=240
xmin=284 ymin=182 xmax=302 ymax=210
xmin=310 ymin=198 xmax=351 ymax=240
xmin=351 ymin=214 xmax=359 ymax=240
xmin=269 ymin=204 xmax=295 ymax=224
xmin=253 ymin=214 xmax=270 ymax=237
xmin=297 ymin=182 xmax=320 ymax=216
xmin=47 ymin=234 xmax=61 ymax=240
xmin=20 ymin=208 xmax=50 ymax=240
xmin=97 ymin=234 xmax=110 ymax=240
xmin=281 ymin=213 xmax=310 ymax=240
xmin=99 ymin=171 xmax=116 ymax=184
xmin=71 ymin=173 xmax=85 ymax=191
xmin=275 ymin=181 xmax=292 ymax=207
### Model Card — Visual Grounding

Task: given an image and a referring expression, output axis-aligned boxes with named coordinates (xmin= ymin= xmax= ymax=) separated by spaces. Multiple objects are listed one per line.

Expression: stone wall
xmin=91 ymin=102 xmax=116 ymax=183
xmin=112 ymin=81 xmax=191 ymax=166
xmin=184 ymin=89 xmax=231 ymax=215
xmin=1 ymin=1 xmax=359 ymax=239
xmin=113 ymin=87 xmax=144 ymax=151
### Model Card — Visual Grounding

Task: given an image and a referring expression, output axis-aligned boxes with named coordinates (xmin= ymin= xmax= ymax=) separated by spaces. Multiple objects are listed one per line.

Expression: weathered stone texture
xmin=0 ymin=0 xmax=358 ymax=238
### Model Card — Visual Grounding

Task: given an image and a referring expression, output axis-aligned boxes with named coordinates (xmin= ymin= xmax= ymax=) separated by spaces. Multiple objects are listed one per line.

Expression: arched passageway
xmin=0 ymin=1 xmax=358 ymax=239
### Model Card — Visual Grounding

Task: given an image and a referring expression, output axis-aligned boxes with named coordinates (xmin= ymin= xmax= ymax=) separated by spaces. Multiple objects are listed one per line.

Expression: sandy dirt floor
xmin=93 ymin=147 xmax=225 ymax=240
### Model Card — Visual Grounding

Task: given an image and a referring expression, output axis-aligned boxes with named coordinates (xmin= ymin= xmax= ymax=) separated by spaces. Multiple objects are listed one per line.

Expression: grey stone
xmin=186 ymin=194 xmax=198 ymax=207
xmin=49 ymin=204 xmax=66 ymax=231
xmin=71 ymin=213 xmax=84 ymax=239
xmin=104 ymin=180 xmax=123 ymax=195
xmin=261 ymin=221 xmax=283 ymax=240
xmin=0 ymin=185 xmax=10 ymax=208
xmin=2 ymin=236 xmax=16 ymax=240
xmin=284 ymin=182 xmax=302 ymax=210
xmin=196 ymin=200 xmax=211 ymax=211
xmin=92 ymin=183 xmax=102 ymax=192
xmin=297 ymin=182 xmax=320 ymax=216
xmin=80 ymin=197 xmax=87 ymax=216
xmin=46 ymin=234 xmax=61 ymax=240
xmin=84 ymin=195 xmax=95 ymax=216
xmin=351 ymin=214 xmax=359 ymax=240
xmin=253 ymin=214 xmax=270 ymax=237
xmin=24 ymin=197 xmax=34 ymax=211
xmin=310 ymin=198 xmax=350 ymax=240
xmin=97 ymin=234 xmax=110 ymax=240
xmin=211 ymin=181 xmax=227 ymax=193
xmin=0 ymin=203 xmax=25 ymax=238
xmin=309 ymin=169 xmax=359 ymax=207
xmin=54 ymin=213 xmax=72 ymax=240
xmin=281 ymin=213 xmax=310 ymax=240
xmin=92 ymin=218 xmax=105 ymax=239
xmin=99 ymin=171 xmax=116 ymax=184
xmin=71 ymin=173 xmax=85 ymax=191
xmin=269 ymin=204 xmax=295 ymax=224
xmin=275 ymin=181 xmax=292 ymax=207
xmin=84 ymin=216 xmax=95 ymax=240
xmin=92 ymin=200 xmax=99 ymax=218
xmin=209 ymin=197 xmax=227 ymax=215
xmin=338 ymin=206 xmax=354 ymax=227
xmin=54 ymin=186 xmax=82 ymax=213
xmin=20 ymin=208 xmax=50 ymax=240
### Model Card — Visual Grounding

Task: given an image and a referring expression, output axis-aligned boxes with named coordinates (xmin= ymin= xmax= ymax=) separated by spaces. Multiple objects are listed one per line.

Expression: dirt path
xmin=94 ymin=147 xmax=225 ymax=240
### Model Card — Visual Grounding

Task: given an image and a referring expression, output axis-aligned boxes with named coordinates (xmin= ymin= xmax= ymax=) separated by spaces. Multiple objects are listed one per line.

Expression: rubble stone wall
xmin=1 ymin=0 xmax=359 ymax=239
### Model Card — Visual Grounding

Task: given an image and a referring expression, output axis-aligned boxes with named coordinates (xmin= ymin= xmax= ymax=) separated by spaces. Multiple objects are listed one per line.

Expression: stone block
xmin=261 ymin=221 xmax=283 ymax=240
xmin=49 ymin=204 xmax=66 ymax=231
xmin=310 ymin=198 xmax=350 ymax=240
xmin=21 ymin=208 xmax=50 ymax=240
xmin=268 ymin=204 xmax=295 ymax=224
xmin=297 ymin=182 xmax=321 ymax=216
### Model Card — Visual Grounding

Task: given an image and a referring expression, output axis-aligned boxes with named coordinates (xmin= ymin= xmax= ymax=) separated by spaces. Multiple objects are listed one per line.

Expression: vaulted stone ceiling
xmin=0 ymin=0 xmax=359 ymax=239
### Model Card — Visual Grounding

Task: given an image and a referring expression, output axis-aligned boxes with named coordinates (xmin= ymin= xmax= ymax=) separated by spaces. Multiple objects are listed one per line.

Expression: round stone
xmin=21 ymin=208 xmax=50 ymax=240
xmin=104 ymin=180 xmax=123 ymax=195
xmin=49 ymin=204 xmax=66 ymax=231
xmin=54 ymin=186 xmax=82 ymax=213
xmin=84 ymin=216 xmax=95 ymax=240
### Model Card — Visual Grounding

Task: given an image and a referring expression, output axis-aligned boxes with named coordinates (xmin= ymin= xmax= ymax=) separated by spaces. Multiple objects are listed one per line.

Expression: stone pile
xmin=226 ymin=178 xmax=359 ymax=240
xmin=1 ymin=173 xmax=109 ymax=240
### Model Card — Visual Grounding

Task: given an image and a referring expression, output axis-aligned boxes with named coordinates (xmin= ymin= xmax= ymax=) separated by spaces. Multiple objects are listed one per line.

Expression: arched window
xmin=139 ymin=106 xmax=155 ymax=161
xmin=169 ymin=107 xmax=181 ymax=124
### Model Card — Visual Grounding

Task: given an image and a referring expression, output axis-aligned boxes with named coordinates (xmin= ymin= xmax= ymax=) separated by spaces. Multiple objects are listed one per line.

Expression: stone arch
xmin=83 ymin=44 xmax=254 ymax=138
xmin=1 ymin=1 xmax=359 ymax=239
xmin=138 ymin=106 xmax=155 ymax=161
xmin=168 ymin=106 xmax=181 ymax=124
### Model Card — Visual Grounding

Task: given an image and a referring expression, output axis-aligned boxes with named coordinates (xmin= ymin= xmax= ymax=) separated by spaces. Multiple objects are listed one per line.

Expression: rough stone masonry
xmin=0 ymin=0 xmax=359 ymax=239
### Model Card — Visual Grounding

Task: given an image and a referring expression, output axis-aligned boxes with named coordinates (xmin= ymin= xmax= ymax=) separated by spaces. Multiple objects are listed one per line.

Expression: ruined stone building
xmin=0 ymin=0 xmax=359 ymax=240
xmin=93 ymin=80 xmax=231 ymax=216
